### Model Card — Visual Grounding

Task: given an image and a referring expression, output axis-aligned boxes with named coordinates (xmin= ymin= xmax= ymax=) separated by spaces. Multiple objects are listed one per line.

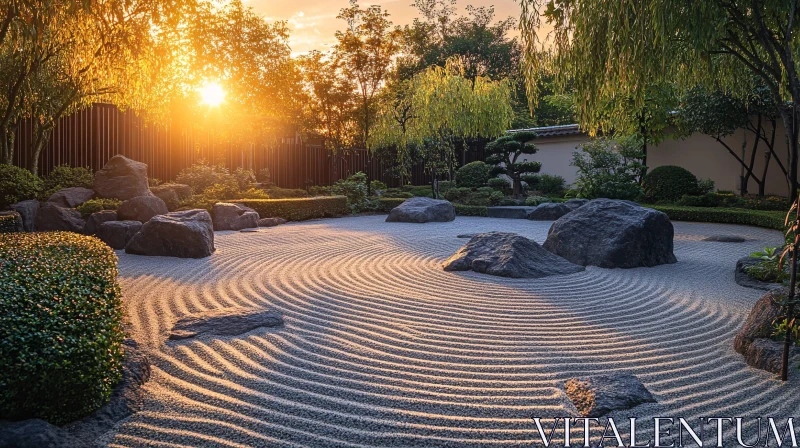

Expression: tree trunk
xmin=743 ymin=116 xmax=762 ymax=195
xmin=29 ymin=124 xmax=52 ymax=177
xmin=1 ymin=124 xmax=13 ymax=165
xmin=780 ymin=104 xmax=799 ymax=201
xmin=512 ymin=176 xmax=521 ymax=197
xmin=758 ymin=150 xmax=771 ymax=197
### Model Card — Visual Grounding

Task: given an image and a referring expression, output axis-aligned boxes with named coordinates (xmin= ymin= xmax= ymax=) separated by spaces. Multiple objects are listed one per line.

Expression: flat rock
xmin=443 ymin=232 xmax=585 ymax=278
xmin=0 ymin=419 xmax=84 ymax=448
xmin=117 ymin=196 xmax=168 ymax=223
xmin=83 ymin=210 xmax=117 ymax=236
xmin=169 ymin=307 xmax=283 ymax=340
xmin=93 ymin=155 xmax=152 ymax=201
xmin=213 ymin=203 xmax=259 ymax=231
xmin=258 ymin=217 xmax=287 ymax=227
xmin=98 ymin=220 xmax=142 ymax=250
xmin=125 ymin=209 xmax=215 ymax=258
xmin=34 ymin=202 xmax=85 ymax=233
xmin=704 ymin=234 xmax=747 ymax=243
xmin=564 ymin=373 xmax=656 ymax=417
xmin=456 ymin=233 xmax=477 ymax=238
xmin=543 ymin=199 xmax=677 ymax=268
xmin=47 ymin=187 xmax=95 ymax=208
xmin=735 ymin=257 xmax=784 ymax=290
xmin=386 ymin=197 xmax=455 ymax=223
xmin=486 ymin=206 xmax=536 ymax=219
xmin=150 ymin=184 xmax=191 ymax=211
xmin=0 ymin=211 xmax=23 ymax=232
xmin=7 ymin=200 xmax=39 ymax=231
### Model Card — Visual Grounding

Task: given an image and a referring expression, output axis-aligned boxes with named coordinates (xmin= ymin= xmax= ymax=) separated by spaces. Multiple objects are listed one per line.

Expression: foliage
xmin=455 ymin=161 xmax=491 ymax=188
xmin=523 ymin=173 xmax=566 ymax=197
xmin=648 ymin=206 xmax=785 ymax=230
xmin=0 ymin=164 xmax=42 ymax=209
xmin=148 ymin=178 xmax=163 ymax=187
xmin=40 ymin=165 xmax=93 ymax=200
xmin=0 ymin=215 xmax=18 ymax=233
xmin=308 ymin=186 xmax=332 ymax=197
xmin=642 ymin=166 xmax=700 ymax=202
xmin=231 ymin=197 xmax=350 ymax=221
xmin=444 ymin=187 xmax=502 ymax=206
xmin=383 ymin=189 xmax=414 ymax=198
xmin=570 ymin=137 xmax=644 ymax=201
xmin=176 ymin=160 xmax=232 ymax=194
xmin=0 ymin=232 xmax=124 ymax=424
xmin=76 ymin=199 xmax=122 ymax=218
xmin=453 ymin=204 xmax=489 ymax=216
xmin=697 ymin=179 xmax=716 ymax=195
xmin=370 ymin=180 xmax=388 ymax=192
xmin=484 ymin=131 xmax=541 ymax=197
xmin=487 ymin=177 xmax=510 ymax=192
xmin=401 ymin=185 xmax=436 ymax=198
xmin=265 ymin=187 xmax=308 ymax=199
xmin=332 ymin=172 xmax=370 ymax=212
xmin=745 ymin=247 xmax=790 ymax=284
xmin=525 ymin=196 xmax=552 ymax=206
xmin=257 ymin=168 xmax=272 ymax=184
xmin=372 ymin=197 xmax=407 ymax=213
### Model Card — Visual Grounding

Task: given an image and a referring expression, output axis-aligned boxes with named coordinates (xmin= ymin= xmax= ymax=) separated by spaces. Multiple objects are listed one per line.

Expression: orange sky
xmin=247 ymin=0 xmax=523 ymax=55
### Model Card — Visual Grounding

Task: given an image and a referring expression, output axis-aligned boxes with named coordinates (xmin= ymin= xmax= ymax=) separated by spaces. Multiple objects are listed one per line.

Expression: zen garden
xmin=1 ymin=0 xmax=800 ymax=447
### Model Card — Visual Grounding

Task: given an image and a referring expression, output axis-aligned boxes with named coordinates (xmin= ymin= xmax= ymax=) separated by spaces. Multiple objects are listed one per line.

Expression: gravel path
xmin=107 ymin=216 xmax=799 ymax=447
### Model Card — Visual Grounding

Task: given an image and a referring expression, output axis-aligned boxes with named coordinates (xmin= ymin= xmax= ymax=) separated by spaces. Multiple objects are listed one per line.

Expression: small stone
xmin=258 ymin=217 xmax=287 ymax=227
xmin=456 ymin=233 xmax=477 ymax=239
xmin=703 ymin=235 xmax=746 ymax=243
xmin=150 ymin=184 xmax=191 ymax=211
xmin=565 ymin=373 xmax=656 ymax=417
xmin=47 ymin=187 xmax=95 ymax=208
xmin=169 ymin=307 xmax=283 ymax=340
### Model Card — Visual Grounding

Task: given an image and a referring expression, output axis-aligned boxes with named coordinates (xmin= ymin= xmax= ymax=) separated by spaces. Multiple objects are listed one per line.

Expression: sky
xmin=247 ymin=0 xmax=522 ymax=56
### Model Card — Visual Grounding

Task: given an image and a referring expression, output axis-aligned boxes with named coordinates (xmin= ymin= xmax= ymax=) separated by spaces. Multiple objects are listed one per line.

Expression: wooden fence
xmin=11 ymin=103 xmax=487 ymax=189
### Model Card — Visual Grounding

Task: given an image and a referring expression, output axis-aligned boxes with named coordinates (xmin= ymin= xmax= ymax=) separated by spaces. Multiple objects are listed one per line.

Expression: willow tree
xmin=370 ymin=59 xmax=513 ymax=198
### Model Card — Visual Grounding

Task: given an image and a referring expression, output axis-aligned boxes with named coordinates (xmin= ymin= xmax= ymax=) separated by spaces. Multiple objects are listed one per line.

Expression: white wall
xmin=520 ymin=122 xmax=792 ymax=197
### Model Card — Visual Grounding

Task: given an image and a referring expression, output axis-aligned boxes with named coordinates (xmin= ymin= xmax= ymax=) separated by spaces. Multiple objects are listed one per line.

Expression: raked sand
xmin=107 ymin=215 xmax=799 ymax=447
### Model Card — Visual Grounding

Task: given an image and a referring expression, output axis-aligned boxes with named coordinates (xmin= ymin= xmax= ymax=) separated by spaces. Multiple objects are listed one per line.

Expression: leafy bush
xmin=308 ymin=185 xmax=331 ymax=196
xmin=370 ymin=180 xmax=388 ymax=192
xmin=455 ymin=161 xmax=490 ymax=188
xmin=265 ymin=186 xmax=308 ymax=199
xmin=444 ymin=187 xmax=502 ymax=206
xmin=0 ymin=164 xmax=42 ymax=209
xmin=523 ymin=173 xmax=567 ymax=197
xmin=525 ymin=196 xmax=552 ymax=206
xmin=232 ymin=167 xmax=256 ymax=190
xmin=175 ymin=160 xmax=232 ymax=194
xmin=487 ymin=177 xmax=509 ymax=192
xmin=454 ymin=204 xmax=488 ymax=216
xmin=384 ymin=190 xmax=413 ymax=198
xmin=571 ymin=136 xmax=644 ymax=200
xmin=401 ymin=184 xmax=434 ymax=198
xmin=0 ymin=232 xmax=124 ymax=424
xmin=437 ymin=180 xmax=454 ymax=195
xmin=148 ymin=178 xmax=163 ymax=187
xmin=76 ymin=198 xmax=122 ymax=218
xmin=332 ymin=172 xmax=369 ymax=212
xmin=257 ymin=167 xmax=272 ymax=183
xmin=40 ymin=165 xmax=94 ymax=200
xmin=231 ymin=197 xmax=349 ymax=221
xmin=373 ymin=197 xmax=407 ymax=213
xmin=697 ymin=178 xmax=715 ymax=195
xmin=745 ymin=247 xmax=789 ymax=283
xmin=648 ymin=205 xmax=784 ymax=230
xmin=743 ymin=195 xmax=790 ymax=211
xmin=643 ymin=165 xmax=700 ymax=202
xmin=0 ymin=214 xmax=19 ymax=233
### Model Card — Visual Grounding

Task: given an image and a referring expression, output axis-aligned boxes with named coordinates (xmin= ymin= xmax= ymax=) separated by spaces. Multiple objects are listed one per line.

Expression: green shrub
xmin=455 ymin=161 xmax=491 ymax=188
xmin=40 ymin=165 xmax=94 ymax=200
xmin=257 ymin=167 xmax=272 ymax=183
xmin=571 ymin=136 xmax=644 ymax=200
xmin=373 ymin=197 xmax=407 ymax=213
xmin=308 ymin=185 xmax=331 ymax=196
xmin=744 ymin=247 xmax=790 ymax=283
xmin=743 ymin=195 xmax=790 ymax=211
xmin=332 ymin=172 xmax=369 ymax=212
xmin=175 ymin=160 xmax=232 ymax=194
xmin=498 ymin=197 xmax=522 ymax=206
xmin=370 ymin=180 xmax=388 ymax=192
xmin=401 ymin=184 xmax=434 ymax=197
xmin=384 ymin=189 xmax=413 ymax=198
xmin=525 ymin=196 xmax=552 ymax=206
xmin=437 ymin=180 xmax=454 ymax=195
xmin=76 ymin=198 xmax=123 ymax=218
xmin=444 ymin=187 xmax=502 ymax=206
xmin=148 ymin=178 xmax=163 ymax=187
xmin=265 ymin=186 xmax=308 ymax=199
xmin=523 ymin=173 xmax=567 ymax=197
xmin=454 ymin=204 xmax=488 ymax=216
xmin=0 ymin=164 xmax=42 ymax=209
xmin=231 ymin=197 xmax=349 ymax=221
xmin=648 ymin=205 xmax=785 ymax=230
xmin=0 ymin=232 xmax=124 ymax=424
xmin=487 ymin=177 xmax=509 ymax=191
xmin=697 ymin=178 xmax=715 ymax=194
xmin=0 ymin=214 xmax=19 ymax=233
xmin=675 ymin=193 xmax=722 ymax=208
xmin=643 ymin=165 xmax=700 ymax=202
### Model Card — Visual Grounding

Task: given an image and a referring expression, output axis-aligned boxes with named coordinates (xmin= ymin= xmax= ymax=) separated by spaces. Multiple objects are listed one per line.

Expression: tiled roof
xmin=507 ymin=124 xmax=582 ymax=137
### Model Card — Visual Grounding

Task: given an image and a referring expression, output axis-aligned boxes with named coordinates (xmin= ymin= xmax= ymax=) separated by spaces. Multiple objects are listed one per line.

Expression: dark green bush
xmin=643 ymin=165 xmax=700 ymax=202
xmin=455 ymin=161 xmax=490 ymax=188
xmin=649 ymin=205 xmax=784 ymax=230
xmin=0 ymin=164 xmax=42 ymax=209
xmin=231 ymin=196 xmax=349 ymax=221
xmin=373 ymin=197 xmax=407 ymax=213
xmin=400 ymin=184 xmax=434 ymax=198
xmin=76 ymin=198 xmax=123 ymax=218
xmin=444 ymin=187 xmax=502 ymax=206
xmin=0 ymin=214 xmax=19 ymax=233
xmin=332 ymin=172 xmax=369 ymax=212
xmin=40 ymin=165 xmax=94 ymax=200
xmin=264 ymin=186 xmax=308 ymax=199
xmin=525 ymin=196 xmax=552 ymax=206
xmin=743 ymin=195 xmax=790 ymax=211
xmin=523 ymin=173 xmax=567 ymax=197
xmin=675 ymin=193 xmax=723 ymax=208
xmin=454 ymin=204 xmax=488 ymax=216
xmin=487 ymin=177 xmax=509 ymax=192
xmin=369 ymin=180 xmax=388 ymax=192
xmin=308 ymin=185 xmax=332 ymax=196
xmin=257 ymin=167 xmax=272 ymax=183
xmin=383 ymin=189 xmax=413 ymax=198
xmin=0 ymin=232 xmax=124 ymax=424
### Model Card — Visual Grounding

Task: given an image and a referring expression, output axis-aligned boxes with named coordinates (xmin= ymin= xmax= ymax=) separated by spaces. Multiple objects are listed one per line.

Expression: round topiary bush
xmin=0 ymin=232 xmax=124 ymax=424
xmin=643 ymin=165 xmax=700 ymax=202
xmin=455 ymin=161 xmax=490 ymax=188
xmin=487 ymin=177 xmax=510 ymax=192
xmin=0 ymin=164 xmax=42 ymax=209
xmin=40 ymin=164 xmax=94 ymax=200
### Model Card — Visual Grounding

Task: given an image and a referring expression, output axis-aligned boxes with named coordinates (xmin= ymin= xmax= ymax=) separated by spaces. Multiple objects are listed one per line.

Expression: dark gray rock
xmin=169 ymin=308 xmax=283 ymax=340
xmin=564 ymin=373 xmax=656 ymax=417
xmin=565 ymin=198 xmax=589 ymax=209
xmin=258 ymin=217 xmax=287 ymax=227
xmin=456 ymin=233 xmax=477 ymax=239
xmin=527 ymin=202 xmax=573 ymax=221
xmin=487 ymin=206 xmax=536 ymax=219
xmin=0 ymin=419 xmax=84 ymax=448
xmin=742 ymin=338 xmax=785 ymax=374
xmin=443 ymin=232 xmax=585 ymax=278
xmin=82 ymin=210 xmax=117 ymax=236
xmin=386 ymin=197 xmax=455 ymax=223
xmin=543 ymin=199 xmax=677 ymax=268
xmin=213 ymin=203 xmax=259 ymax=231
xmin=704 ymin=234 xmax=747 ymax=243
xmin=98 ymin=220 xmax=142 ymax=250
xmin=117 ymin=196 xmax=168 ymax=223
xmin=733 ymin=288 xmax=793 ymax=374
xmin=34 ymin=203 xmax=85 ymax=233
xmin=46 ymin=187 xmax=95 ymax=208
xmin=735 ymin=257 xmax=784 ymax=290
xmin=8 ymin=200 xmax=39 ymax=231
xmin=150 ymin=184 xmax=191 ymax=211
xmin=125 ymin=209 xmax=215 ymax=258
xmin=0 ymin=211 xmax=23 ymax=232
xmin=93 ymin=155 xmax=152 ymax=201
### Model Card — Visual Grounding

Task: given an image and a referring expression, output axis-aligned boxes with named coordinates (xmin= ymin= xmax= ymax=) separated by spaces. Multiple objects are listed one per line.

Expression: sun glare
xmin=199 ymin=82 xmax=225 ymax=107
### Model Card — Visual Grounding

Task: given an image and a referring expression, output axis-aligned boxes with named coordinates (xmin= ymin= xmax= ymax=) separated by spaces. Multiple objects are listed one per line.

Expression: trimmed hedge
xmin=0 ymin=214 xmax=19 ymax=233
xmin=454 ymin=204 xmax=489 ymax=217
xmin=231 ymin=196 xmax=349 ymax=221
xmin=649 ymin=205 xmax=785 ymax=230
xmin=643 ymin=165 xmax=699 ymax=201
xmin=373 ymin=197 xmax=407 ymax=213
xmin=0 ymin=232 xmax=124 ymax=424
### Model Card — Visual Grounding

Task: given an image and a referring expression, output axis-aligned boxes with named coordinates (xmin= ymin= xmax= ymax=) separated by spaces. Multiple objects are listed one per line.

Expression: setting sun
xmin=199 ymin=82 xmax=225 ymax=106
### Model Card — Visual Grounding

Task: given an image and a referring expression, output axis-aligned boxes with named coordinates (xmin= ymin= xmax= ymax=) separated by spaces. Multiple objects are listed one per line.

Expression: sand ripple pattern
xmin=109 ymin=216 xmax=798 ymax=447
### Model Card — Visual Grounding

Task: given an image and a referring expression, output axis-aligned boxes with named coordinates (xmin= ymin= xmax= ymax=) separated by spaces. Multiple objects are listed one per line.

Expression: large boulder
xmin=0 ymin=211 xmax=23 ymax=232
xmin=98 ymin=220 xmax=142 ymax=250
xmin=34 ymin=202 xmax=85 ymax=233
xmin=386 ymin=197 xmax=455 ymax=223
xmin=169 ymin=308 xmax=284 ymax=340
xmin=117 ymin=196 xmax=168 ymax=223
xmin=443 ymin=232 xmax=584 ymax=278
xmin=527 ymin=199 xmax=588 ymax=221
xmin=7 ymin=200 xmax=39 ymax=232
xmin=212 ymin=203 xmax=260 ymax=231
xmin=733 ymin=288 xmax=792 ymax=374
xmin=93 ymin=155 xmax=152 ymax=201
xmin=82 ymin=210 xmax=117 ymax=236
xmin=564 ymin=373 xmax=656 ymax=417
xmin=543 ymin=199 xmax=677 ymax=268
xmin=150 ymin=184 xmax=191 ymax=211
xmin=47 ymin=187 xmax=95 ymax=208
xmin=125 ymin=209 xmax=215 ymax=258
